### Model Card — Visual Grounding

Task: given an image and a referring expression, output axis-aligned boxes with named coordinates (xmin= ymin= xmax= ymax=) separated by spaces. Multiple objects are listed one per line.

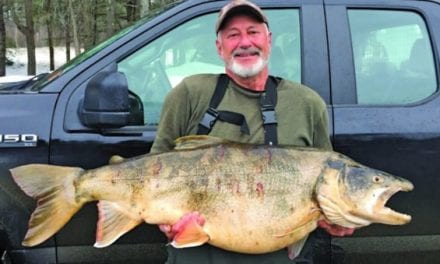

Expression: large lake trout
xmin=10 ymin=136 xmax=413 ymax=259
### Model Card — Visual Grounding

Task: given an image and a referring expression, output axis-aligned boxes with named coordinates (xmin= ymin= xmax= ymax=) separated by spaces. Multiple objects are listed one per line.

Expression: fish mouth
xmin=353 ymin=181 xmax=414 ymax=226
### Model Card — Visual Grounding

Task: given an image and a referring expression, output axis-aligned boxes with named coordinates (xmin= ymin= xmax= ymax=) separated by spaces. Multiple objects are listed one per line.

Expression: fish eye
xmin=373 ymin=176 xmax=383 ymax=184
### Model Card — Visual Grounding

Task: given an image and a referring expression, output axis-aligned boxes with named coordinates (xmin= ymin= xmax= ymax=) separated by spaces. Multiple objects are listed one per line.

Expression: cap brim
xmin=216 ymin=5 xmax=268 ymax=33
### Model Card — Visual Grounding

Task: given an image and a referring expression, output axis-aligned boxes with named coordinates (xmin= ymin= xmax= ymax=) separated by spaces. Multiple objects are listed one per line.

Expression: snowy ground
xmin=5 ymin=47 xmax=78 ymax=77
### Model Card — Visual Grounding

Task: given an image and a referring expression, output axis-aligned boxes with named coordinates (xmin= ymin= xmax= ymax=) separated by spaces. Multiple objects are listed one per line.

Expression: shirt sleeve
xmin=313 ymin=107 xmax=333 ymax=151
xmin=150 ymin=82 xmax=191 ymax=153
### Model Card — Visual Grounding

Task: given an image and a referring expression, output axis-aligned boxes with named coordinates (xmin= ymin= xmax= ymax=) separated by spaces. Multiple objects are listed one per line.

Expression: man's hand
xmin=318 ymin=219 xmax=355 ymax=236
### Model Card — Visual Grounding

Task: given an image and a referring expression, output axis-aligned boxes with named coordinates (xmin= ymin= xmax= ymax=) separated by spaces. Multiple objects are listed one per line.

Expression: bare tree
xmin=0 ymin=0 xmax=6 ymax=76
xmin=53 ymin=0 xmax=71 ymax=61
xmin=65 ymin=15 xmax=71 ymax=61
xmin=68 ymin=0 xmax=80 ymax=56
xmin=44 ymin=0 xmax=54 ymax=70
xmin=125 ymin=0 xmax=139 ymax=23
xmin=11 ymin=0 xmax=36 ymax=75
xmin=1 ymin=0 xmax=179 ymax=76
xmin=139 ymin=0 xmax=150 ymax=17
xmin=106 ymin=0 xmax=116 ymax=36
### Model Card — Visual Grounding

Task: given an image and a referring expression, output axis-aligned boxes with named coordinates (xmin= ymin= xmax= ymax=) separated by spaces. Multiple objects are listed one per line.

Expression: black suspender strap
xmin=198 ymin=74 xmax=249 ymax=135
xmin=197 ymin=74 xmax=279 ymax=146
xmin=260 ymin=76 xmax=279 ymax=145
xmin=209 ymin=74 xmax=229 ymax=109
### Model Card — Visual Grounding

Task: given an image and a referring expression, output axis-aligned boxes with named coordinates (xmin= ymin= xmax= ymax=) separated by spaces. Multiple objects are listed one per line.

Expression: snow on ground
xmin=5 ymin=47 xmax=78 ymax=77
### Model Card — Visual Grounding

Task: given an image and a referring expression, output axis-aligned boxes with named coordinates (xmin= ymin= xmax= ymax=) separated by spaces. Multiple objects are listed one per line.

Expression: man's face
xmin=216 ymin=15 xmax=272 ymax=78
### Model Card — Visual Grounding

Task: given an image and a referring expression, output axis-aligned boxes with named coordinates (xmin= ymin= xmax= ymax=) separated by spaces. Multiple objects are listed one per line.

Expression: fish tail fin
xmin=10 ymin=164 xmax=84 ymax=247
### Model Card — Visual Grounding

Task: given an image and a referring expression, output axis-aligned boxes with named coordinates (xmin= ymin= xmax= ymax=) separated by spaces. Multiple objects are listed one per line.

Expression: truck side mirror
xmin=79 ymin=71 xmax=135 ymax=128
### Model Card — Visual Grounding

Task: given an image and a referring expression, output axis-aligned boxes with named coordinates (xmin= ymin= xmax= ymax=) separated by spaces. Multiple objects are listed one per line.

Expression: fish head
xmin=316 ymin=155 xmax=414 ymax=228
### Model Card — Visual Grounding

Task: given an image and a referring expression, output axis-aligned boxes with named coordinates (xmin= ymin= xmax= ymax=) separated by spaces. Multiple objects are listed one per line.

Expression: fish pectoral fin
xmin=169 ymin=212 xmax=210 ymax=248
xmin=94 ymin=201 xmax=142 ymax=248
xmin=273 ymin=209 xmax=321 ymax=238
xmin=287 ymin=236 xmax=308 ymax=260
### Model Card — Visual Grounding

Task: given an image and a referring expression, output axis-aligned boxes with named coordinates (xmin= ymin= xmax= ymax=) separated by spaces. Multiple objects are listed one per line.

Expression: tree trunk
xmin=46 ymin=0 xmax=55 ymax=70
xmin=9 ymin=0 xmax=37 ymax=75
xmin=10 ymin=0 xmax=36 ymax=75
xmin=106 ymin=0 xmax=115 ymax=36
xmin=0 ymin=1 xmax=6 ymax=76
xmin=68 ymin=0 xmax=81 ymax=56
xmin=65 ymin=29 xmax=71 ymax=61
xmin=92 ymin=0 xmax=98 ymax=46
xmin=140 ymin=0 xmax=150 ymax=17
xmin=64 ymin=7 xmax=71 ymax=61
xmin=81 ymin=1 xmax=94 ymax=50
xmin=126 ymin=0 xmax=140 ymax=22
xmin=24 ymin=0 xmax=36 ymax=75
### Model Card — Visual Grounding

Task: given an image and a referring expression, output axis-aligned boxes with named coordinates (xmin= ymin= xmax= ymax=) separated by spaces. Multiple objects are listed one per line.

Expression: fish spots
xmin=135 ymin=207 xmax=147 ymax=217
xmin=188 ymin=191 xmax=209 ymax=209
xmin=215 ymin=145 xmax=225 ymax=160
xmin=152 ymin=160 xmax=162 ymax=175
xmin=256 ymin=182 xmax=264 ymax=197
xmin=265 ymin=148 xmax=273 ymax=165
xmin=216 ymin=178 xmax=222 ymax=191
xmin=138 ymin=208 xmax=146 ymax=216
xmin=111 ymin=171 xmax=120 ymax=185
xmin=223 ymin=179 xmax=241 ymax=196
xmin=255 ymin=165 xmax=264 ymax=174
xmin=290 ymin=207 xmax=295 ymax=214
xmin=233 ymin=181 xmax=241 ymax=195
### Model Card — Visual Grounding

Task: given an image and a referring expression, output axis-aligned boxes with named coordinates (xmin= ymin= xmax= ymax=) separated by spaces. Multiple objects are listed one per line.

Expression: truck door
xmin=0 ymin=92 xmax=58 ymax=263
xmin=326 ymin=0 xmax=440 ymax=263
xmin=46 ymin=1 xmax=331 ymax=263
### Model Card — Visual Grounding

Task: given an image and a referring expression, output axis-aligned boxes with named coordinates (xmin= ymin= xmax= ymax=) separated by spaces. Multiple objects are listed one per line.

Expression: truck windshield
xmin=30 ymin=1 xmax=182 ymax=92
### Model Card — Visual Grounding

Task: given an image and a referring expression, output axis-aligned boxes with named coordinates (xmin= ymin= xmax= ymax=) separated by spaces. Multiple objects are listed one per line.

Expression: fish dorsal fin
xmin=174 ymin=136 xmax=228 ymax=150
xmin=109 ymin=155 xmax=125 ymax=164
xmin=94 ymin=201 xmax=142 ymax=248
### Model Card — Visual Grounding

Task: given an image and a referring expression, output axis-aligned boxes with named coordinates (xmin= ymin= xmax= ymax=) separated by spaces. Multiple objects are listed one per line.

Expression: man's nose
xmin=238 ymin=35 xmax=252 ymax=48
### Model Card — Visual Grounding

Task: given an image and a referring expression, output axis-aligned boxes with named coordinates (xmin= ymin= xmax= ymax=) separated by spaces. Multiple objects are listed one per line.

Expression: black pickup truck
xmin=1 ymin=0 xmax=439 ymax=263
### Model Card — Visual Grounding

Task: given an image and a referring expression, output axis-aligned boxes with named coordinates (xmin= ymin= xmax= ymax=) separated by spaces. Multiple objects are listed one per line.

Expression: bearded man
xmin=151 ymin=1 xmax=352 ymax=263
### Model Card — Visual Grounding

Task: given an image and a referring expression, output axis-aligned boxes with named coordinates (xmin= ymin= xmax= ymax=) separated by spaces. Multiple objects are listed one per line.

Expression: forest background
xmin=0 ymin=0 xmax=179 ymax=76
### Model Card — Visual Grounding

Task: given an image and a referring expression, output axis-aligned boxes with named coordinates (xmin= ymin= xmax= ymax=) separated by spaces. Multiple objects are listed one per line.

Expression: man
xmin=151 ymin=0 xmax=352 ymax=263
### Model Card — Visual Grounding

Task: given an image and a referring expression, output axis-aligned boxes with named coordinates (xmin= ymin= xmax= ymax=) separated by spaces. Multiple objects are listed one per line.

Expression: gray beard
xmin=227 ymin=56 xmax=268 ymax=78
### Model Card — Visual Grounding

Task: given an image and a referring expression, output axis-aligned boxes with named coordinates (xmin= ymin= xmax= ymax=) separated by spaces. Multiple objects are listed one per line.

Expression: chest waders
xmin=197 ymin=74 xmax=280 ymax=146
xmin=195 ymin=75 xmax=323 ymax=263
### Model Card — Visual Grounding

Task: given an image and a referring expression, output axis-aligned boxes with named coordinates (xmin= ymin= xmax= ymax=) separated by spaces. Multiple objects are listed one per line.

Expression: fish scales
xmin=70 ymin=142 xmax=331 ymax=251
xmin=132 ymin=143 xmax=331 ymax=253
xmin=9 ymin=135 xmax=413 ymax=258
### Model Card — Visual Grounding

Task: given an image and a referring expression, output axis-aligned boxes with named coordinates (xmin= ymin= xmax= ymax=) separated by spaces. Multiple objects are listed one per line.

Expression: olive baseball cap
xmin=215 ymin=0 xmax=269 ymax=34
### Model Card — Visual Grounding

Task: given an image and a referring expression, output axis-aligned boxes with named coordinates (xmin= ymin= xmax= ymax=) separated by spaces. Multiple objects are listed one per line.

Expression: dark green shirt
xmin=151 ymin=74 xmax=332 ymax=153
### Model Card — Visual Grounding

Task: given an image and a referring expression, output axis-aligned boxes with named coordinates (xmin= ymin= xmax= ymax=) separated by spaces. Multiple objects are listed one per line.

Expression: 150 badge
xmin=0 ymin=134 xmax=38 ymax=148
